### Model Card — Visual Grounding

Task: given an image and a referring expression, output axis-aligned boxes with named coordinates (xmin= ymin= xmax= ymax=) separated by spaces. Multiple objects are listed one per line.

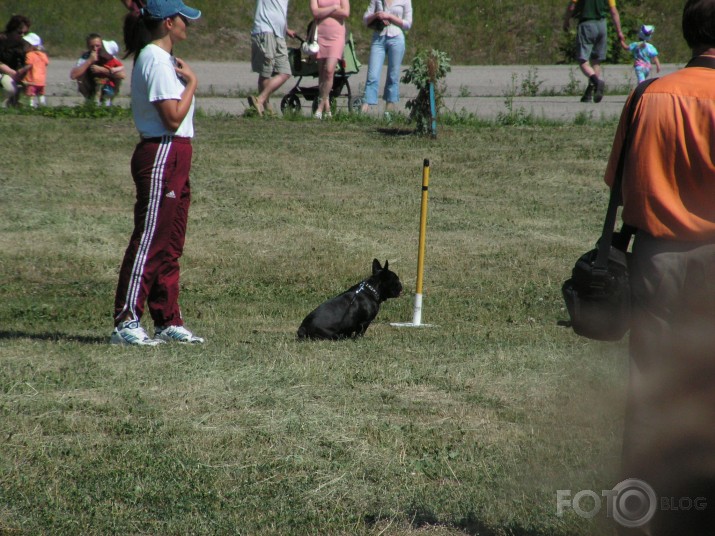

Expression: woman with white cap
xmin=111 ymin=0 xmax=204 ymax=346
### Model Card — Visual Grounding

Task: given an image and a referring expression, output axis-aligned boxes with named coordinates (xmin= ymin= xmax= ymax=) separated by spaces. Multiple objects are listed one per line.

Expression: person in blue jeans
xmin=360 ymin=0 xmax=412 ymax=118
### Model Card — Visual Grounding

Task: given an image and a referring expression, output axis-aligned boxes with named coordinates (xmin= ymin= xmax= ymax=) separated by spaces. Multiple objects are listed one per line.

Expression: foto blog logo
xmin=556 ymin=478 xmax=707 ymax=528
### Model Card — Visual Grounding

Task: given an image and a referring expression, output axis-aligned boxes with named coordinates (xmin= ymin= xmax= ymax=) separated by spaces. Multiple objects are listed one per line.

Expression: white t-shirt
xmin=131 ymin=44 xmax=195 ymax=139
xmin=251 ymin=0 xmax=289 ymax=37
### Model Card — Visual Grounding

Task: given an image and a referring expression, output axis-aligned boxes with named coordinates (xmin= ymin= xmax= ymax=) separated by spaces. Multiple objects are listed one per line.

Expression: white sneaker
xmin=154 ymin=325 xmax=205 ymax=344
xmin=110 ymin=320 xmax=165 ymax=346
xmin=313 ymin=110 xmax=322 ymax=120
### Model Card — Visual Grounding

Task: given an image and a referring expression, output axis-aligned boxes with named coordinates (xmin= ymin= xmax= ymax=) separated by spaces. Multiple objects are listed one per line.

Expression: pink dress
xmin=316 ymin=0 xmax=346 ymax=60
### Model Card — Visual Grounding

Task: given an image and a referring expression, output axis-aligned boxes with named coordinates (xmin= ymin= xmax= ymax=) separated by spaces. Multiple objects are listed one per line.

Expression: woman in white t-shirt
xmin=111 ymin=0 xmax=204 ymax=346
xmin=360 ymin=0 xmax=412 ymax=118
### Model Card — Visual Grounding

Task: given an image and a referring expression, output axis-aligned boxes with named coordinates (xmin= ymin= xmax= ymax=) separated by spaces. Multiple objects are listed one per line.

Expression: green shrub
xmin=401 ymin=49 xmax=451 ymax=136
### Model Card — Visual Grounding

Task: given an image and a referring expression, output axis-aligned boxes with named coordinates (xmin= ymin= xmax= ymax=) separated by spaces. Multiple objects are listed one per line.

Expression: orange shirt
xmin=24 ymin=50 xmax=49 ymax=86
xmin=604 ymin=61 xmax=715 ymax=241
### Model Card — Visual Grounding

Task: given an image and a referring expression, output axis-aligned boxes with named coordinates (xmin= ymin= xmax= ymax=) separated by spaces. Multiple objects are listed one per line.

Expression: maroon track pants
xmin=113 ymin=136 xmax=192 ymax=327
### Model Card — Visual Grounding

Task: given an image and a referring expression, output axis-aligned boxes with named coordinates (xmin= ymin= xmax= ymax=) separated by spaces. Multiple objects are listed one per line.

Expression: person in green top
xmin=563 ymin=0 xmax=626 ymax=102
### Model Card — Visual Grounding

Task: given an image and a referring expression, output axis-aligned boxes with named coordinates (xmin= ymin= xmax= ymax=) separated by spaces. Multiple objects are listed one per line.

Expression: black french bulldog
xmin=297 ymin=259 xmax=403 ymax=340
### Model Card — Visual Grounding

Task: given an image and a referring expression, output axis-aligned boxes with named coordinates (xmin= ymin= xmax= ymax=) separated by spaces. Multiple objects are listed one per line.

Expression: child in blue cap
xmin=623 ymin=24 xmax=661 ymax=83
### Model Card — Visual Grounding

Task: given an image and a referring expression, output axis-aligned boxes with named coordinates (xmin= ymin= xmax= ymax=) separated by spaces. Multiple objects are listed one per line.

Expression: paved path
xmin=44 ymin=60 xmax=682 ymax=120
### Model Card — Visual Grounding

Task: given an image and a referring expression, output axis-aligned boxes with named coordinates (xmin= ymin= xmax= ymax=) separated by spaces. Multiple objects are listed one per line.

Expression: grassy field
xmin=0 ymin=108 xmax=632 ymax=535
xmin=4 ymin=0 xmax=689 ymax=65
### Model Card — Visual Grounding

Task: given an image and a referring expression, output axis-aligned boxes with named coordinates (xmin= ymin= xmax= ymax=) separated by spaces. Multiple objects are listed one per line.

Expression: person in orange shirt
xmin=22 ymin=32 xmax=48 ymax=107
xmin=604 ymin=0 xmax=715 ymax=533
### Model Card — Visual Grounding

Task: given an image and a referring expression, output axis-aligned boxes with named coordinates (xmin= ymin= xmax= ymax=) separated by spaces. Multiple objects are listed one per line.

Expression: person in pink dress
xmin=309 ymin=0 xmax=349 ymax=119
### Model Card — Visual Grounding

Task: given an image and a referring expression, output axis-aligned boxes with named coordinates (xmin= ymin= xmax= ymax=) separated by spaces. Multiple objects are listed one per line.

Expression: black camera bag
xmin=561 ymin=78 xmax=656 ymax=341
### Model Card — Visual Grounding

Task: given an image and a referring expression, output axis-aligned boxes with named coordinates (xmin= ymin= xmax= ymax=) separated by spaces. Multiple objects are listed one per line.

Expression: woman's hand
xmin=335 ymin=0 xmax=350 ymax=20
xmin=152 ymin=56 xmax=198 ymax=131
xmin=310 ymin=0 xmax=338 ymax=20
xmin=13 ymin=65 xmax=31 ymax=81
xmin=380 ymin=12 xmax=393 ymax=24
xmin=174 ymin=57 xmax=196 ymax=85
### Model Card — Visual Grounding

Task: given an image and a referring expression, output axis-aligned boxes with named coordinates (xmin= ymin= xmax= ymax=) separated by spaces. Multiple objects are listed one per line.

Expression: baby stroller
xmin=280 ymin=29 xmax=361 ymax=115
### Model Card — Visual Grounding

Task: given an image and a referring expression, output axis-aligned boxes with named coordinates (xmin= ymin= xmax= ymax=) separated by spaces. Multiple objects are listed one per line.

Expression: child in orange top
xmin=22 ymin=32 xmax=49 ymax=107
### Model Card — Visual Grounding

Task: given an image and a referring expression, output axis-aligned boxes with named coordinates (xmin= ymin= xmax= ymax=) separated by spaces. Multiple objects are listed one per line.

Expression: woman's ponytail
xmin=123 ymin=10 xmax=161 ymax=61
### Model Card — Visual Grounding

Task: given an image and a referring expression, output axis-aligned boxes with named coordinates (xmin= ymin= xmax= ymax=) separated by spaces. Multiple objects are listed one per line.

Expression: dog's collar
xmin=355 ymin=281 xmax=380 ymax=301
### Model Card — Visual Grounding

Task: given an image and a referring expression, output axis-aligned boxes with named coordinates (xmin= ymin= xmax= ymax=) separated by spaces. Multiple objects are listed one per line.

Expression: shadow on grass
xmin=377 ymin=127 xmax=415 ymax=136
xmin=366 ymin=506 xmax=553 ymax=536
xmin=0 ymin=330 xmax=106 ymax=345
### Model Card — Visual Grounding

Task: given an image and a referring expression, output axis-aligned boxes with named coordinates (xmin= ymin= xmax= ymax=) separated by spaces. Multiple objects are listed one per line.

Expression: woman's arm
xmin=387 ymin=0 xmax=411 ymax=30
xmin=332 ymin=0 xmax=350 ymax=20
xmin=153 ymin=57 xmax=198 ymax=131
xmin=3 ymin=64 xmax=30 ymax=80
xmin=310 ymin=0 xmax=338 ymax=20
xmin=92 ymin=61 xmax=126 ymax=80
xmin=362 ymin=0 xmax=378 ymax=26
xmin=0 ymin=61 xmax=28 ymax=80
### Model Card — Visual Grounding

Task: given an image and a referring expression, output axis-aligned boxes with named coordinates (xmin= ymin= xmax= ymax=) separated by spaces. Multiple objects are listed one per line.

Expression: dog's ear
xmin=372 ymin=258 xmax=382 ymax=274
xmin=384 ymin=260 xmax=389 ymax=270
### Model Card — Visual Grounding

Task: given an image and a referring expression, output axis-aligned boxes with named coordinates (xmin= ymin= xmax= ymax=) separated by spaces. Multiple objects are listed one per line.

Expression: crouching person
xmin=70 ymin=33 xmax=125 ymax=106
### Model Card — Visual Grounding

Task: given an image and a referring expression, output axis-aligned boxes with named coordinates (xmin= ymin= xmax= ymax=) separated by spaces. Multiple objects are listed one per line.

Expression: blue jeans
xmin=363 ymin=32 xmax=406 ymax=105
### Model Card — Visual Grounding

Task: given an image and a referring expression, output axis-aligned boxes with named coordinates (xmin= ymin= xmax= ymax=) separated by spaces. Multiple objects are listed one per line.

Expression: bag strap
xmin=594 ymin=78 xmax=657 ymax=271
xmin=595 ymin=55 xmax=715 ymax=271
xmin=306 ymin=20 xmax=318 ymax=43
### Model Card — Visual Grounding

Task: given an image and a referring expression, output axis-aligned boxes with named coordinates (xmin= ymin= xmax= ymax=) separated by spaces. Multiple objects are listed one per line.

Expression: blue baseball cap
xmin=145 ymin=0 xmax=201 ymax=20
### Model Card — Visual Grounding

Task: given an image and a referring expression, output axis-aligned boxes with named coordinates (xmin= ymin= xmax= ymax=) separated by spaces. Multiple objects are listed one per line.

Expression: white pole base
xmin=390 ymin=294 xmax=436 ymax=328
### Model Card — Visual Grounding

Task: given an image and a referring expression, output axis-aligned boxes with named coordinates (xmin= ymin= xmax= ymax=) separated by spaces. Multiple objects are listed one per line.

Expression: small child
xmin=22 ymin=32 xmax=49 ymax=107
xmin=623 ymin=25 xmax=661 ymax=84
xmin=95 ymin=40 xmax=125 ymax=106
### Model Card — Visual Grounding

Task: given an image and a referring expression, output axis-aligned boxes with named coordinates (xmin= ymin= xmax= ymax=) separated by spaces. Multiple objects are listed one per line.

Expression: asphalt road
xmin=44 ymin=59 xmax=682 ymax=120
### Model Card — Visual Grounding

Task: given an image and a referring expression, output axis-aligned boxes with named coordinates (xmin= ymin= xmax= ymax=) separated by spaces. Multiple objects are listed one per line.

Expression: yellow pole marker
xmin=392 ymin=159 xmax=435 ymax=328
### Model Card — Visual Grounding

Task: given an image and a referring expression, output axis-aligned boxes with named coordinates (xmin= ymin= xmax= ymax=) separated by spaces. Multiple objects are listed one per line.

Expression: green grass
xmin=2 ymin=110 xmax=630 ymax=535
xmin=4 ymin=0 xmax=689 ymax=65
